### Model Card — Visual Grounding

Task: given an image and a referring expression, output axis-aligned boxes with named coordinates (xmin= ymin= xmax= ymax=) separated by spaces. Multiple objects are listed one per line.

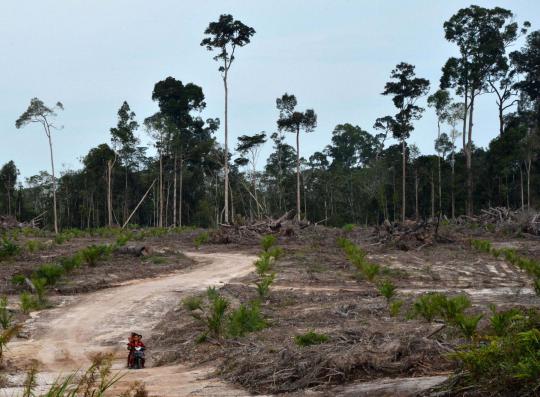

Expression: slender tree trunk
xmin=415 ymin=170 xmax=419 ymax=221
xmin=179 ymin=158 xmax=183 ymax=227
xmin=173 ymin=155 xmax=177 ymax=227
xmin=159 ymin=149 xmax=163 ymax=228
xmin=451 ymin=155 xmax=455 ymax=219
xmin=437 ymin=120 xmax=442 ymax=214
xmin=296 ymin=128 xmax=301 ymax=222
xmin=526 ymin=159 xmax=531 ymax=209
xmin=401 ymin=139 xmax=406 ymax=222
xmin=124 ymin=166 xmax=129 ymax=224
xmin=466 ymin=94 xmax=475 ymax=216
xmin=223 ymin=72 xmax=230 ymax=224
xmin=46 ymin=127 xmax=59 ymax=234
xmin=431 ymin=171 xmax=435 ymax=219
xmin=520 ymin=165 xmax=524 ymax=210
xmin=498 ymin=102 xmax=504 ymax=136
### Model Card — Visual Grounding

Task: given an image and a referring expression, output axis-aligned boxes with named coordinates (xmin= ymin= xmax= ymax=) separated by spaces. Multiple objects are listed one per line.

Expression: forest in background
xmin=1 ymin=5 xmax=539 ymax=231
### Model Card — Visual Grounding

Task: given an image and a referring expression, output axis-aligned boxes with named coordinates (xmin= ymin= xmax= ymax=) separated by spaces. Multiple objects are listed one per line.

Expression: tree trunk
xmin=431 ymin=171 xmax=435 ymax=219
xmin=296 ymin=128 xmax=301 ymax=222
xmin=179 ymin=158 xmax=183 ymax=227
xmin=223 ymin=72 xmax=229 ymax=224
xmin=173 ymin=154 xmax=177 ymax=227
xmin=451 ymin=156 xmax=455 ymax=220
xmin=401 ymin=139 xmax=406 ymax=222
xmin=415 ymin=170 xmax=419 ymax=221
xmin=159 ymin=148 xmax=163 ymax=227
xmin=46 ymin=128 xmax=59 ymax=234
xmin=520 ymin=164 xmax=524 ymax=210
xmin=526 ymin=159 xmax=531 ymax=209
xmin=466 ymin=94 xmax=475 ymax=216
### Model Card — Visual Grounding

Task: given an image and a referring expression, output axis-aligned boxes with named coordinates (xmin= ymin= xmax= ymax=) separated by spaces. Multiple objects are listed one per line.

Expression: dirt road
xmin=6 ymin=252 xmax=257 ymax=397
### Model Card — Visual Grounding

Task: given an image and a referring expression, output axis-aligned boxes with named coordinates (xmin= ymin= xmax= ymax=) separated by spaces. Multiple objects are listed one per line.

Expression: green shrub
xmin=489 ymin=305 xmax=523 ymax=337
xmin=25 ymin=240 xmax=45 ymax=253
xmin=260 ymin=235 xmax=277 ymax=252
xmin=34 ymin=264 xmax=64 ymax=286
xmin=470 ymin=239 xmax=492 ymax=253
xmin=0 ymin=297 xmax=12 ymax=329
xmin=59 ymin=253 xmax=84 ymax=272
xmin=363 ymin=263 xmax=380 ymax=281
xmin=194 ymin=232 xmax=209 ymax=249
xmin=378 ymin=280 xmax=397 ymax=303
xmin=0 ymin=238 xmax=19 ymax=260
xmin=389 ymin=300 xmax=403 ymax=317
xmin=294 ymin=331 xmax=329 ymax=347
xmin=182 ymin=296 xmax=203 ymax=312
xmin=115 ymin=232 xmax=133 ymax=247
xmin=11 ymin=274 xmax=26 ymax=286
xmin=81 ymin=244 xmax=111 ymax=266
xmin=455 ymin=313 xmax=483 ymax=340
xmin=20 ymin=292 xmax=39 ymax=314
xmin=254 ymin=253 xmax=273 ymax=275
xmin=255 ymin=273 xmax=276 ymax=299
xmin=267 ymin=246 xmax=283 ymax=259
xmin=31 ymin=278 xmax=48 ymax=306
xmin=206 ymin=292 xmax=229 ymax=339
xmin=439 ymin=295 xmax=471 ymax=324
xmin=411 ymin=292 xmax=446 ymax=322
xmin=342 ymin=223 xmax=356 ymax=233
xmin=228 ymin=301 xmax=267 ymax=337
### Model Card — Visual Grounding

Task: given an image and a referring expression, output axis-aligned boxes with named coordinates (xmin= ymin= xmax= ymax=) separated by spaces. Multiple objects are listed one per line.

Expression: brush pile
xmin=457 ymin=207 xmax=540 ymax=236
xmin=372 ymin=219 xmax=442 ymax=250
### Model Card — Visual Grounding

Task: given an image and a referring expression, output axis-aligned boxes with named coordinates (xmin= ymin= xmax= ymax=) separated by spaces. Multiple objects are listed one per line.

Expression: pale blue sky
xmin=1 ymin=0 xmax=538 ymax=180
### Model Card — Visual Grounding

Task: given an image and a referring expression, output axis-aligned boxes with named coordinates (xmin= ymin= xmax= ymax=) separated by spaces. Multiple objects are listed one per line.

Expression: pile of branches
xmin=372 ymin=219 xmax=446 ymax=251
xmin=456 ymin=207 xmax=540 ymax=236
xmin=0 ymin=215 xmax=29 ymax=230
xmin=219 ymin=330 xmax=451 ymax=394
xmin=210 ymin=210 xmax=311 ymax=244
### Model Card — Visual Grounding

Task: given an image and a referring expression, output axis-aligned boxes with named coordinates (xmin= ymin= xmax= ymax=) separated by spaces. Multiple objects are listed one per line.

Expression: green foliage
xmin=455 ymin=313 xmax=483 ymax=340
xmin=0 ymin=238 xmax=19 ymax=260
xmin=228 ymin=301 xmax=267 ymax=337
xmin=260 ymin=235 xmax=277 ymax=252
xmin=20 ymin=292 xmax=39 ymax=314
xmin=470 ymin=239 xmax=492 ymax=253
xmin=411 ymin=292 xmax=446 ymax=322
xmin=32 ymin=277 xmax=48 ymax=306
xmin=377 ymin=280 xmax=397 ymax=302
xmin=59 ymin=253 xmax=83 ymax=272
xmin=267 ymin=246 xmax=283 ymax=259
xmin=489 ymin=305 xmax=523 ymax=337
xmin=81 ymin=244 xmax=111 ymax=266
xmin=34 ymin=263 xmax=64 ymax=286
xmin=194 ymin=232 xmax=209 ymax=249
xmin=25 ymin=239 xmax=45 ymax=253
xmin=389 ymin=300 xmax=403 ymax=317
xmin=255 ymin=273 xmax=276 ymax=300
xmin=294 ymin=331 xmax=329 ymax=347
xmin=254 ymin=253 xmax=273 ymax=275
xmin=439 ymin=295 xmax=472 ymax=324
xmin=11 ymin=274 xmax=26 ymax=286
xmin=363 ymin=263 xmax=380 ymax=281
xmin=115 ymin=232 xmax=133 ymax=247
xmin=342 ymin=223 xmax=356 ymax=233
xmin=182 ymin=296 xmax=203 ymax=312
xmin=206 ymin=292 xmax=230 ymax=339
xmin=0 ymin=296 xmax=12 ymax=329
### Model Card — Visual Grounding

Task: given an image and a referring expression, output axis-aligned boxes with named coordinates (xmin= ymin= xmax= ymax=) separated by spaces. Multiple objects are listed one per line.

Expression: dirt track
xmin=5 ymin=252 xmax=257 ymax=396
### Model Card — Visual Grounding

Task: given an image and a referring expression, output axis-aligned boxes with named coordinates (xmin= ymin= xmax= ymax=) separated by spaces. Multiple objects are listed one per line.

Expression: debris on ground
xmin=456 ymin=207 xmax=540 ymax=236
xmin=372 ymin=219 xmax=450 ymax=251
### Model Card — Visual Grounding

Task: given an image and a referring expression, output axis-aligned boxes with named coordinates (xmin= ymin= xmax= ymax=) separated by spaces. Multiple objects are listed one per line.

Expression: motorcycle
xmin=132 ymin=346 xmax=145 ymax=369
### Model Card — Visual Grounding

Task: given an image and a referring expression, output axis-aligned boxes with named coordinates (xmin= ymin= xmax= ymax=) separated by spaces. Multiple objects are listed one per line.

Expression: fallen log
xmin=117 ymin=245 xmax=153 ymax=257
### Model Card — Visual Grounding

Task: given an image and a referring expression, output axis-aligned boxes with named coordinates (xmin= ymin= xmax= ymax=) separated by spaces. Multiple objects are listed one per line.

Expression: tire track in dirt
xmin=5 ymin=252 xmax=257 ymax=397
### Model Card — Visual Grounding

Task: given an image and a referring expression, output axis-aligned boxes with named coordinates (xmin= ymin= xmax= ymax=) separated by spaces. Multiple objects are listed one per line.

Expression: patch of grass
xmin=342 ymin=223 xmax=356 ymax=233
xmin=261 ymin=235 xmax=277 ymax=252
xmin=182 ymin=296 xmax=203 ymax=312
xmin=59 ymin=253 xmax=84 ymax=271
xmin=11 ymin=274 xmax=26 ymax=286
xmin=20 ymin=292 xmax=39 ymax=314
xmin=294 ymin=331 xmax=329 ymax=347
xmin=470 ymin=239 xmax=492 ymax=253
xmin=410 ymin=292 xmax=446 ymax=322
xmin=194 ymin=232 xmax=209 ymax=249
xmin=228 ymin=301 xmax=267 ymax=337
xmin=363 ymin=263 xmax=380 ymax=281
xmin=25 ymin=239 xmax=45 ymax=253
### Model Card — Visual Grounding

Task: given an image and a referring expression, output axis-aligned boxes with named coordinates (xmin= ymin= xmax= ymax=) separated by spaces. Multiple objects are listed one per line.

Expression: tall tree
xmin=276 ymin=94 xmax=317 ymax=221
xmin=441 ymin=5 xmax=521 ymax=215
xmin=15 ymin=98 xmax=63 ymax=233
xmin=110 ymin=101 xmax=140 ymax=224
xmin=0 ymin=161 xmax=18 ymax=216
xmin=382 ymin=62 xmax=430 ymax=222
xmin=201 ymin=14 xmax=256 ymax=224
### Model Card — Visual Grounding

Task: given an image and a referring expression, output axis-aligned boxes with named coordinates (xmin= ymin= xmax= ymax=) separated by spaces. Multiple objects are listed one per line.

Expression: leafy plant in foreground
xmin=377 ymin=280 xmax=397 ymax=303
xmin=228 ymin=301 xmax=267 ymax=337
xmin=294 ymin=331 xmax=329 ymax=347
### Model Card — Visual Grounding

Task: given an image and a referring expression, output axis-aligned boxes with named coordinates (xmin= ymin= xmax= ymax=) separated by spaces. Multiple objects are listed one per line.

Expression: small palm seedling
xmin=439 ymin=295 xmax=471 ymax=324
xmin=455 ymin=313 xmax=483 ymax=340
xmin=294 ymin=331 xmax=329 ymax=347
xmin=59 ymin=253 xmax=84 ymax=272
xmin=206 ymin=291 xmax=230 ymax=339
xmin=342 ymin=223 xmax=356 ymax=233
xmin=0 ymin=296 xmax=12 ymax=329
xmin=378 ymin=280 xmax=397 ymax=303
xmin=389 ymin=300 xmax=403 ymax=317
xmin=267 ymin=246 xmax=283 ymax=259
xmin=20 ymin=292 xmax=38 ymax=314
xmin=81 ymin=244 xmax=111 ymax=267
xmin=32 ymin=277 xmax=48 ymax=306
xmin=183 ymin=296 xmax=203 ymax=312
xmin=255 ymin=273 xmax=276 ymax=300
xmin=363 ymin=263 xmax=380 ymax=282
xmin=194 ymin=232 xmax=209 ymax=250
xmin=411 ymin=292 xmax=445 ymax=322
xmin=489 ymin=305 xmax=522 ymax=337
xmin=260 ymin=235 xmax=277 ymax=252
xmin=255 ymin=253 xmax=274 ymax=275
xmin=0 ymin=324 xmax=22 ymax=364
xmin=0 ymin=238 xmax=19 ymax=260
xmin=228 ymin=301 xmax=267 ymax=337
xmin=34 ymin=263 xmax=65 ymax=286
xmin=25 ymin=239 xmax=45 ymax=253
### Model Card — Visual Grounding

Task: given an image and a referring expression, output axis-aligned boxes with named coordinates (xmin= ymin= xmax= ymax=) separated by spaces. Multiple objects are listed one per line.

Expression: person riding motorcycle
xmin=127 ymin=333 xmax=146 ymax=369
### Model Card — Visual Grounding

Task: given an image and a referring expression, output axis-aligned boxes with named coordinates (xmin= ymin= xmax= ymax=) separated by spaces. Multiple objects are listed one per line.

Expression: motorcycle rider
xmin=127 ymin=333 xmax=146 ymax=369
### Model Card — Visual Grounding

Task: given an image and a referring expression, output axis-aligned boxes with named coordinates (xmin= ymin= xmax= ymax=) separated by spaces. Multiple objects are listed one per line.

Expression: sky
xmin=1 ymin=0 xmax=538 ymax=181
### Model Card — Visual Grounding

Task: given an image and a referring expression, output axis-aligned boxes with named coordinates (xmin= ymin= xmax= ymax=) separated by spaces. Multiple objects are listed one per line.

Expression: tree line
xmin=1 ymin=6 xmax=539 ymax=231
